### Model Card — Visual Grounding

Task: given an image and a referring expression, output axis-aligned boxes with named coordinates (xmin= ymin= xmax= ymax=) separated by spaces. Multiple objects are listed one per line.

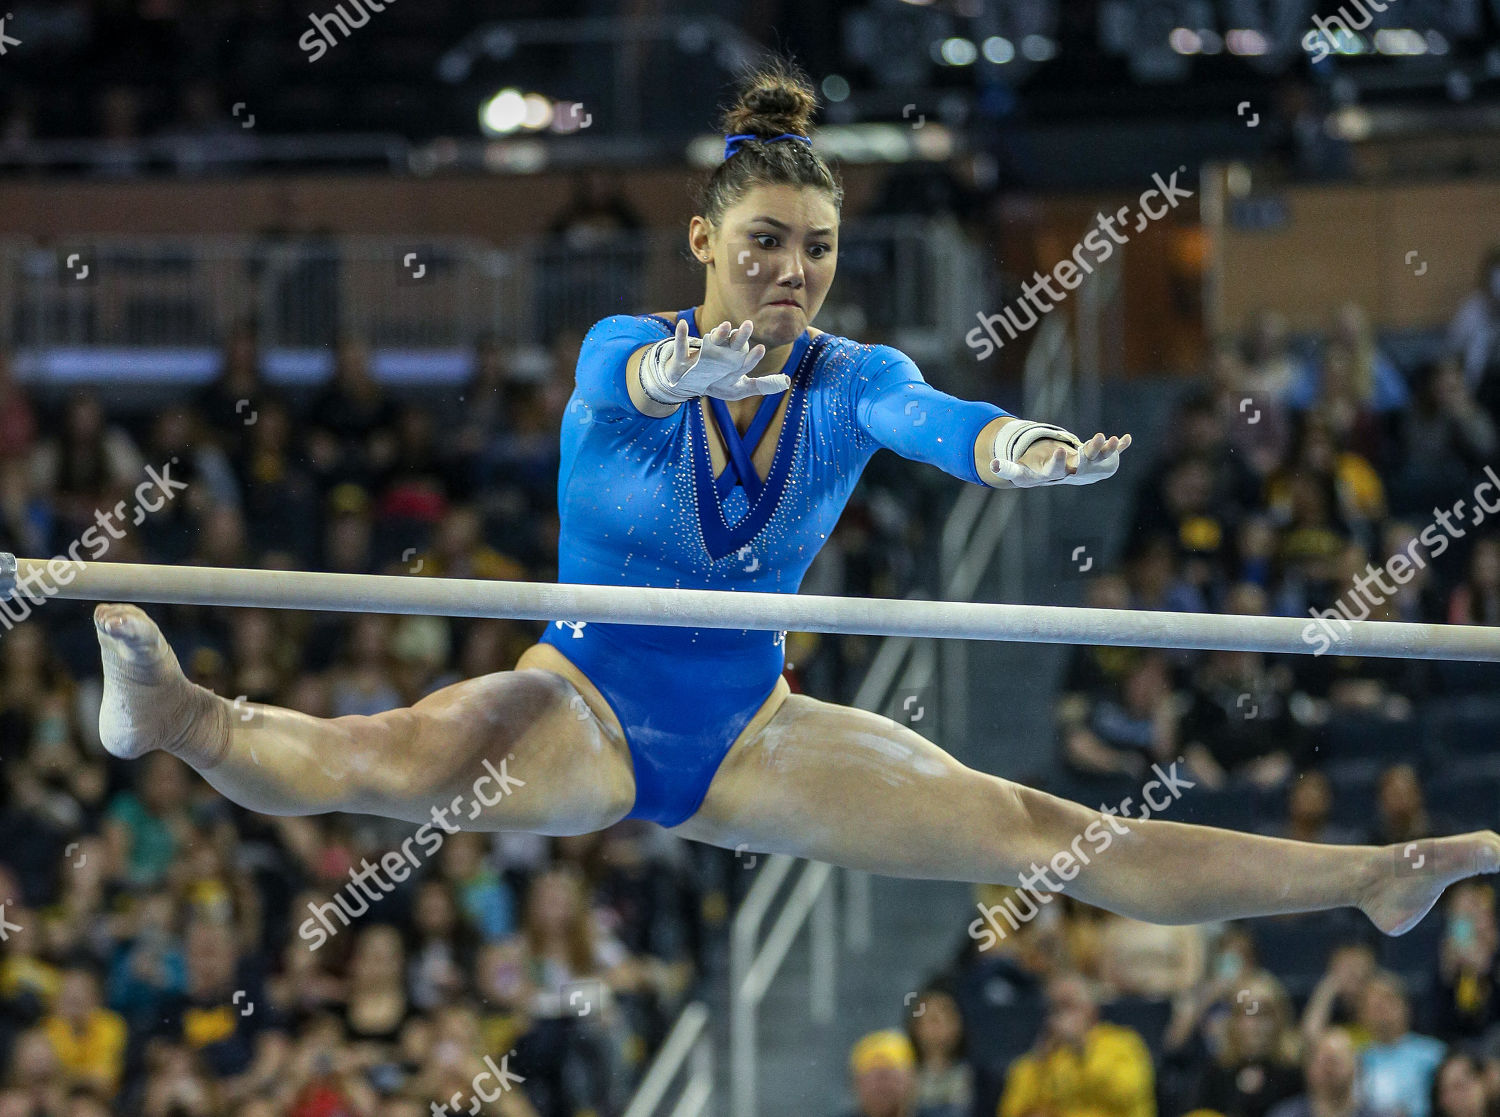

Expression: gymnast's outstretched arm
xmin=849 ymin=345 xmax=1129 ymax=490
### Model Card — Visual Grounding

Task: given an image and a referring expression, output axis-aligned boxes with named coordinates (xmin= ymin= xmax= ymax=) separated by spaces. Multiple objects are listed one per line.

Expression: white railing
xmin=621 ymin=1002 xmax=714 ymax=1117
xmin=0 ymin=220 xmax=980 ymax=365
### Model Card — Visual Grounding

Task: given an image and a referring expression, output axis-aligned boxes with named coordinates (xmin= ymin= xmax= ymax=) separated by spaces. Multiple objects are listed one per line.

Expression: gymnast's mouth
xmin=768 ymin=298 xmax=802 ymax=308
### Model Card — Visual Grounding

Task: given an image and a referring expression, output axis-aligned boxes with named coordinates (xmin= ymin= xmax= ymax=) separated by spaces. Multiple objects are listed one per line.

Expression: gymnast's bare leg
xmin=671 ymin=691 xmax=1500 ymax=936
xmin=93 ymin=604 xmax=635 ymax=835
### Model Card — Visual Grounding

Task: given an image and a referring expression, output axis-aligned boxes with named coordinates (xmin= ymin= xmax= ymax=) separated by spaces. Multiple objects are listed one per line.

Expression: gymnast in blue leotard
xmin=534 ymin=304 xmax=1012 ymax=825
xmin=101 ymin=56 xmax=1500 ymax=943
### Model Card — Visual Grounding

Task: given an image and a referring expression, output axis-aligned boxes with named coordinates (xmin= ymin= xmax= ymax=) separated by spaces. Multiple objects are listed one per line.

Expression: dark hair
xmin=902 ymin=976 xmax=965 ymax=1064
xmin=696 ymin=56 xmax=844 ymax=227
xmin=1430 ymin=1048 xmax=1498 ymax=1117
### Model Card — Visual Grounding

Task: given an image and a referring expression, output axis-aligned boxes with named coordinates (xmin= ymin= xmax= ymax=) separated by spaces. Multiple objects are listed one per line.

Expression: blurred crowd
xmin=0 ymin=316 xmax=936 ymax=1117
xmin=828 ymin=254 xmax=1500 ymax=1117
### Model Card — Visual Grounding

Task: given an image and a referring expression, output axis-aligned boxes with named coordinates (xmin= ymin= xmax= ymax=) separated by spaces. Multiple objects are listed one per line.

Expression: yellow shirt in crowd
xmin=41 ymin=1008 xmax=127 ymax=1095
xmin=998 ymin=1022 xmax=1155 ymax=1117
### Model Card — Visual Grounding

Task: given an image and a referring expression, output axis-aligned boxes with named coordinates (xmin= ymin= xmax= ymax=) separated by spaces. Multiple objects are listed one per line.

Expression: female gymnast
xmin=96 ymin=59 xmax=1498 ymax=938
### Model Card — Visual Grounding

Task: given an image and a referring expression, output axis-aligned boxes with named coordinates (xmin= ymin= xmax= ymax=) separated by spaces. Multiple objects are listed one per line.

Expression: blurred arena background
xmin=2 ymin=1 xmax=1500 ymax=1116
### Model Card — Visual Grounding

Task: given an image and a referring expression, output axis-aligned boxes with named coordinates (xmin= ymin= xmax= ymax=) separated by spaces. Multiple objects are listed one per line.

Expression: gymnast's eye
xmin=807 ymin=243 xmax=831 ymax=259
xmin=751 ymin=233 xmax=778 ymax=249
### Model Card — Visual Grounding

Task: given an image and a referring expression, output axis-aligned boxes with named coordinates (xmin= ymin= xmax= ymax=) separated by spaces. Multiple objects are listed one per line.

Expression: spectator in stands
xmin=1302 ymin=943 xmax=1378 ymax=1045
xmin=1448 ymin=539 xmax=1500 ymax=628
xmin=1179 ymin=584 xmax=1307 ymax=790
xmin=1186 ymin=971 xmax=1303 ymax=1117
xmin=1057 ymin=574 xmax=1143 ymax=714
xmin=319 ymin=483 xmax=377 ymax=576
xmin=135 ymin=400 xmax=235 ymax=562
xmin=479 ymin=379 xmax=563 ymax=533
xmin=1268 ymin=410 xmax=1385 ymax=555
xmin=29 ymin=391 xmax=146 ymax=547
xmin=1229 ymin=514 xmax=1284 ymax=601
xmin=306 ymin=336 xmax=399 ymax=489
xmin=106 ymin=891 xmax=187 ymax=1034
xmin=1350 ymin=971 xmax=1447 ymax=1117
xmin=1266 ymin=771 xmax=1361 ymax=845
xmin=103 ymin=751 xmax=194 ymax=890
xmin=411 ymin=504 xmax=526 ymax=583
xmin=339 ymin=925 xmax=412 ymax=1050
xmin=1392 ymin=359 xmax=1497 ymax=520
xmin=1447 ymin=246 xmax=1500 ymax=412
xmin=1241 ymin=310 xmax=1309 ymax=405
xmin=1291 ymin=543 xmax=1428 ymax=716
xmin=374 ymin=404 xmax=455 ymax=532
xmin=1128 ymin=455 xmax=1233 ymax=606
xmin=1267 ymin=1026 xmax=1385 ymax=1117
xmin=0 ymin=899 xmax=58 ymax=1032
xmin=1098 ymin=912 xmax=1205 ymax=998
xmin=998 ymin=973 xmax=1154 ymax=1117
xmin=541 ymin=172 xmax=645 ymax=337
xmin=1213 ymin=336 xmax=1294 ymax=477
xmin=1430 ymin=1050 xmax=1494 ymax=1117
xmin=0 ymin=456 xmax=50 ymax=564
xmin=406 ymin=878 xmax=476 ymax=1018
xmin=1125 ymin=533 xmax=1208 ymax=617
xmin=1433 ymin=883 xmax=1500 ymax=1040
xmin=1378 ymin=521 xmax=1447 ymax=626
xmin=904 ymin=981 xmax=973 ymax=1117
xmin=0 ymin=351 xmax=36 ymax=467
xmin=198 ymin=322 xmax=268 ymax=454
xmin=1132 ymin=390 xmax=1261 ymax=544
xmin=445 ymin=335 xmax=510 ymax=477
xmin=1366 ymin=764 xmax=1441 ymax=848
xmin=4 ymin=1029 xmax=67 ymax=1116
xmin=836 ymin=1029 xmax=944 ymax=1117
xmin=1288 ymin=303 xmax=1407 ymax=465
xmin=43 ymin=831 xmax=111 ymax=963
xmin=480 ymin=867 xmax=631 ymax=1114
xmin=437 ymin=831 xmax=515 ymax=945
xmin=39 ymin=968 xmax=125 ymax=1098
xmin=1162 ymin=925 xmax=1265 ymax=1091
xmin=152 ymin=917 xmax=272 ymax=1080
xmin=585 ymin=823 xmax=698 ymax=1025
xmin=1057 ymin=649 xmax=1180 ymax=783
xmin=327 ymin=614 xmax=401 ymax=718
xmin=233 ymin=396 xmax=320 ymax=566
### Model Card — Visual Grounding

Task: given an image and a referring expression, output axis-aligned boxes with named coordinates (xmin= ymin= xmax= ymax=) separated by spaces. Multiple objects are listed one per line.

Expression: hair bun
xmin=720 ymin=57 xmax=818 ymax=141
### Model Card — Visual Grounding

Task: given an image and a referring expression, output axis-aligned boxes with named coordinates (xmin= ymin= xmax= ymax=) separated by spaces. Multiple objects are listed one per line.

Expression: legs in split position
xmin=94 ymin=604 xmax=636 ymax=835
xmin=673 ymin=693 xmax=1500 ymax=935
xmin=95 ymin=601 xmax=1500 ymax=935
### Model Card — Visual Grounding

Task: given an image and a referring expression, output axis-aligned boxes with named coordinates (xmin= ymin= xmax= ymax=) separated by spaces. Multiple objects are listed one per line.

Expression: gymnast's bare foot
xmin=1359 ymin=832 xmax=1500 ymax=935
xmin=95 ymin=604 xmax=230 ymax=766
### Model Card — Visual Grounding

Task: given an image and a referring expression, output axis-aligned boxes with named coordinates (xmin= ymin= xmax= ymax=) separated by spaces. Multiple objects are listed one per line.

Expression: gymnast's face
xmin=691 ymin=183 xmax=839 ymax=349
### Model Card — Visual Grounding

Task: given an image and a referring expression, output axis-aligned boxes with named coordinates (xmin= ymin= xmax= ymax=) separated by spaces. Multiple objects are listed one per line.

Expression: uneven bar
xmin=4 ymin=554 xmax=1498 ymax=661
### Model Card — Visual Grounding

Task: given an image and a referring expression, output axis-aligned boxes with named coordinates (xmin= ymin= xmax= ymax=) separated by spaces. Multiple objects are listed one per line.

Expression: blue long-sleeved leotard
xmin=537 ymin=307 xmax=1010 ymax=825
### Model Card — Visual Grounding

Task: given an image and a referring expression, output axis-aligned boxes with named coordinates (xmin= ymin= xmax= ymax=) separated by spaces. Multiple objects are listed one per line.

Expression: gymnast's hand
xmin=639 ymin=318 xmax=791 ymax=404
xmin=992 ymin=431 xmax=1132 ymax=488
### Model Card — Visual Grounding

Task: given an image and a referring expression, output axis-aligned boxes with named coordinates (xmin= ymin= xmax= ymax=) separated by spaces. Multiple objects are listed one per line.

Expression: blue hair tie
xmin=723 ymin=132 xmax=812 ymax=160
